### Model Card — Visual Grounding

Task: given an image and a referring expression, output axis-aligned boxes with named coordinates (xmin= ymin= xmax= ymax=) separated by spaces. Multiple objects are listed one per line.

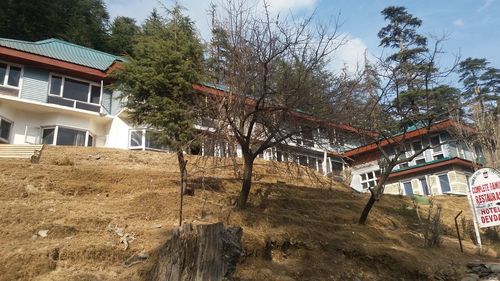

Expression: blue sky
xmin=105 ymin=0 xmax=500 ymax=76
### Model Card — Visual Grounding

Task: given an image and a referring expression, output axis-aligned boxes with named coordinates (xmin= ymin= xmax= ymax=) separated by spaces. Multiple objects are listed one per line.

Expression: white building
xmin=0 ymin=38 xmax=361 ymax=176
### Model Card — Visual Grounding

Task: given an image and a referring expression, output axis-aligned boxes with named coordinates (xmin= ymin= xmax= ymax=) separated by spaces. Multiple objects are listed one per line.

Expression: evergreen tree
xmin=0 ymin=0 xmax=110 ymax=51
xmin=111 ymin=5 xmax=205 ymax=225
xmin=108 ymin=17 xmax=140 ymax=55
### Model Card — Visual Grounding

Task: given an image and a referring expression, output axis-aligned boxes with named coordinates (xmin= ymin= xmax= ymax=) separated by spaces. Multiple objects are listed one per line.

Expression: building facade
xmin=344 ymin=120 xmax=482 ymax=196
xmin=0 ymin=38 xmax=360 ymax=176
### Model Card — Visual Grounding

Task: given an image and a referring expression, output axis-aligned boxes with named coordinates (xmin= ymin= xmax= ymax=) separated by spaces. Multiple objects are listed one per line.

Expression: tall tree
xmin=208 ymin=0 xmax=345 ymax=209
xmin=0 ymin=0 xmax=111 ymax=51
xmin=111 ymin=5 xmax=205 ymax=225
xmin=356 ymin=6 xmax=459 ymax=224
xmin=458 ymin=58 xmax=500 ymax=169
xmin=108 ymin=16 xmax=140 ymax=55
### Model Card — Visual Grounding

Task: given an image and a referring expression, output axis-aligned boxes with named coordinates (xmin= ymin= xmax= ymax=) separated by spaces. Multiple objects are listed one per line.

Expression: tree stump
xmin=148 ymin=222 xmax=243 ymax=281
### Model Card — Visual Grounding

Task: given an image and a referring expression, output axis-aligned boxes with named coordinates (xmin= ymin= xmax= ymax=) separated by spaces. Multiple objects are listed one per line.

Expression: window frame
xmin=430 ymin=134 xmax=445 ymax=160
xmin=0 ymin=115 xmax=14 ymax=143
xmin=401 ymin=181 xmax=413 ymax=195
xmin=410 ymin=140 xmax=426 ymax=165
xmin=437 ymin=173 xmax=452 ymax=193
xmin=41 ymin=125 xmax=94 ymax=147
xmin=0 ymin=60 xmax=24 ymax=91
xmin=48 ymin=73 xmax=103 ymax=106
xmin=360 ymin=170 xmax=379 ymax=190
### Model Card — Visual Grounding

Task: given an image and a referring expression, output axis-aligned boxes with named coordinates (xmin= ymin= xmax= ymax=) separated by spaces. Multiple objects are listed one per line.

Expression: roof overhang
xmin=343 ymin=120 xmax=476 ymax=158
xmin=0 ymin=46 xmax=108 ymax=82
xmin=386 ymin=157 xmax=475 ymax=179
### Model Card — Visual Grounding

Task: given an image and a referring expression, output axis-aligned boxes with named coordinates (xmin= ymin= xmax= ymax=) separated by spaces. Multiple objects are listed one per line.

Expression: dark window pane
xmin=403 ymin=182 xmax=413 ymax=195
xmin=7 ymin=66 xmax=21 ymax=87
xmin=431 ymin=136 xmax=440 ymax=146
xmin=439 ymin=174 xmax=451 ymax=193
xmin=63 ymin=78 xmax=89 ymax=102
xmin=56 ymin=127 xmax=86 ymax=146
xmin=299 ymin=155 xmax=308 ymax=166
xmin=413 ymin=141 xmax=422 ymax=151
xmin=369 ymin=181 xmax=376 ymax=187
xmin=75 ymin=101 xmax=100 ymax=112
xmin=0 ymin=64 xmax=7 ymax=84
xmin=42 ymin=128 xmax=55 ymax=144
xmin=130 ymin=131 xmax=143 ymax=147
xmin=90 ymin=85 xmax=101 ymax=104
xmin=48 ymin=95 xmax=75 ymax=107
xmin=361 ymin=174 xmax=367 ymax=181
xmin=434 ymin=154 xmax=444 ymax=160
xmin=375 ymin=170 xmax=381 ymax=177
xmin=50 ymin=76 xmax=62 ymax=95
xmin=362 ymin=182 xmax=368 ymax=189
xmin=420 ymin=177 xmax=430 ymax=195
xmin=0 ymin=119 xmax=12 ymax=140
xmin=416 ymin=158 xmax=426 ymax=165
xmin=332 ymin=161 xmax=343 ymax=171
xmin=87 ymin=134 xmax=94 ymax=147
xmin=367 ymin=172 xmax=374 ymax=179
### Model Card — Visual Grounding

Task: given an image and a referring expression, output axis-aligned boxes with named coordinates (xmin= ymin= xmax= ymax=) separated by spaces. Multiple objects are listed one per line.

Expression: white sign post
xmin=468 ymin=168 xmax=500 ymax=250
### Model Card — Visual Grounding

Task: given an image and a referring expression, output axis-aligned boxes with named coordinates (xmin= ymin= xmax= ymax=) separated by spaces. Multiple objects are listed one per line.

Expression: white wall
xmin=106 ymin=116 xmax=133 ymax=149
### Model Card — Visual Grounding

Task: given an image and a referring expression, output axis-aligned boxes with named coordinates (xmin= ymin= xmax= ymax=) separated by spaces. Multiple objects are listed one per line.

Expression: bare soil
xmin=0 ymin=146 xmax=497 ymax=281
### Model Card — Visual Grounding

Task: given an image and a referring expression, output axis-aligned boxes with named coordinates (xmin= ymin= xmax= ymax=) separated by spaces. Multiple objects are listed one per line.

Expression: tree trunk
xmin=358 ymin=193 xmax=376 ymax=225
xmin=147 ymin=223 xmax=243 ymax=281
xmin=237 ymin=153 xmax=254 ymax=209
xmin=177 ymin=150 xmax=191 ymax=226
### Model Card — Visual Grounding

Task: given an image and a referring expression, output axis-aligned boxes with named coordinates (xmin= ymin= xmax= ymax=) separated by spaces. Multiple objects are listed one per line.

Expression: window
xmin=360 ymin=170 xmax=379 ymax=189
xmin=0 ymin=117 xmax=13 ymax=143
xmin=438 ymin=174 xmax=451 ymax=193
xmin=48 ymin=74 xmax=102 ymax=112
xmin=419 ymin=177 xmax=430 ymax=195
xmin=430 ymin=135 xmax=444 ymax=160
xmin=129 ymin=129 xmax=170 ymax=151
xmin=399 ymin=162 xmax=409 ymax=169
xmin=41 ymin=126 xmax=94 ymax=147
xmin=412 ymin=140 xmax=426 ymax=165
xmin=402 ymin=181 xmax=413 ymax=195
xmin=0 ymin=62 xmax=22 ymax=88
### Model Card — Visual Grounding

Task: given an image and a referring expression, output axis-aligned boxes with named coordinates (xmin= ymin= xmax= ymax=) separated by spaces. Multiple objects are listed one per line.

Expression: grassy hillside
xmin=0 ymin=147 xmax=497 ymax=281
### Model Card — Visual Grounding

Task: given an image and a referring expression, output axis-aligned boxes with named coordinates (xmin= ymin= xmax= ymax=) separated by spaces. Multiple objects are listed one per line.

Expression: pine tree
xmin=111 ymin=5 xmax=205 ymax=225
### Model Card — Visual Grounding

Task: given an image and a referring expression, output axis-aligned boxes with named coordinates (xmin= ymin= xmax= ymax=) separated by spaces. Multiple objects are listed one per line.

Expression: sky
xmin=105 ymin=0 xmax=500 ymax=79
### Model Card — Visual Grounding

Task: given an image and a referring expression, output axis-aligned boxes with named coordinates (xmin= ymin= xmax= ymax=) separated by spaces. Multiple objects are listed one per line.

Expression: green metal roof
xmin=0 ymin=38 xmax=123 ymax=71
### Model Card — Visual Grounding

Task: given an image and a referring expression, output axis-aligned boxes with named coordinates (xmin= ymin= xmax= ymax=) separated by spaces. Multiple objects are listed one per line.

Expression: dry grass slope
xmin=0 ymin=146 xmax=497 ymax=281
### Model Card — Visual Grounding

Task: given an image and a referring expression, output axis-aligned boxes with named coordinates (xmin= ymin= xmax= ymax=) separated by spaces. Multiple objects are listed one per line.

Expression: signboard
xmin=468 ymin=168 xmax=500 ymax=228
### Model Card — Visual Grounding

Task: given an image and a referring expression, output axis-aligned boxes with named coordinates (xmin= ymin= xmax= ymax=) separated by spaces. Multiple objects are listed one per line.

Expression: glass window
xmin=7 ymin=66 xmax=21 ymax=87
xmin=361 ymin=174 xmax=367 ymax=181
xmin=439 ymin=174 xmax=451 ymax=193
xmin=50 ymin=76 xmax=63 ymax=95
xmin=420 ymin=177 xmax=430 ymax=195
xmin=42 ymin=128 xmax=55 ymax=145
xmin=0 ymin=63 xmax=6 ymax=84
xmin=0 ymin=118 xmax=12 ymax=141
xmin=130 ymin=131 xmax=143 ymax=147
xmin=146 ymin=130 xmax=167 ymax=150
xmin=56 ymin=127 xmax=86 ymax=146
xmin=90 ymin=85 xmax=101 ymax=104
xmin=403 ymin=182 xmax=413 ymax=195
xmin=63 ymin=78 xmax=89 ymax=102
xmin=415 ymin=158 xmax=426 ymax=165
xmin=413 ymin=141 xmax=422 ymax=151
xmin=399 ymin=163 xmax=409 ymax=169
xmin=434 ymin=154 xmax=444 ymax=160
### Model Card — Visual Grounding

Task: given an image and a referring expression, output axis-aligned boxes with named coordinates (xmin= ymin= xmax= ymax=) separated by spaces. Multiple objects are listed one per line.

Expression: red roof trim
xmin=192 ymin=84 xmax=363 ymax=134
xmin=343 ymin=120 xmax=474 ymax=158
xmin=387 ymin=157 xmax=474 ymax=179
xmin=0 ymin=46 xmax=107 ymax=80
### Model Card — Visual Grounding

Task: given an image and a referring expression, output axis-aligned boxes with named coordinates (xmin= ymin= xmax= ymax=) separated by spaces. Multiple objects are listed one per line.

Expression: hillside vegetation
xmin=0 ymin=147 xmax=497 ymax=281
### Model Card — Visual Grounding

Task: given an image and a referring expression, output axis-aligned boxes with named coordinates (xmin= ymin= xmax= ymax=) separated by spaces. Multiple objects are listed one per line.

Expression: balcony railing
xmin=47 ymin=95 xmax=101 ymax=113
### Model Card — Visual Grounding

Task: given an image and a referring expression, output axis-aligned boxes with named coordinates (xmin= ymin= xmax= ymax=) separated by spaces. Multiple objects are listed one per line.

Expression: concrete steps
xmin=0 ymin=144 xmax=44 ymax=163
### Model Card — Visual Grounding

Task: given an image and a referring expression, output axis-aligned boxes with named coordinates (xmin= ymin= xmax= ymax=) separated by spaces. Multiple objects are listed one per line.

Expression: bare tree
xmin=206 ymin=0 xmax=347 ymax=209
xmin=352 ymin=7 xmax=461 ymax=224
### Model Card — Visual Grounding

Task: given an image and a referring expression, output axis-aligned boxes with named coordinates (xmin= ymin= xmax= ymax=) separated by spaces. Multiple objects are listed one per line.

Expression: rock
xmin=461 ymin=273 xmax=479 ymax=281
xmin=151 ymin=224 xmax=162 ymax=229
xmin=88 ymin=154 xmax=101 ymax=160
xmin=37 ymin=230 xmax=49 ymax=238
xmin=485 ymin=263 xmax=500 ymax=273
xmin=123 ymin=250 xmax=149 ymax=267
xmin=31 ymin=235 xmax=38 ymax=240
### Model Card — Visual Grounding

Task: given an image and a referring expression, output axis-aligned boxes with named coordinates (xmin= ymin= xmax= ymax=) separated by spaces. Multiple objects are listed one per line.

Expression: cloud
xmin=453 ymin=18 xmax=464 ymax=27
xmin=478 ymin=0 xmax=494 ymax=12
xmin=329 ymin=35 xmax=371 ymax=73
xmin=266 ymin=0 xmax=317 ymax=12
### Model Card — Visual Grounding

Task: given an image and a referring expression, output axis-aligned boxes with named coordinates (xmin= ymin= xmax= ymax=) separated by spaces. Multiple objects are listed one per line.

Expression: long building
xmin=0 ymin=37 xmax=361 ymax=176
